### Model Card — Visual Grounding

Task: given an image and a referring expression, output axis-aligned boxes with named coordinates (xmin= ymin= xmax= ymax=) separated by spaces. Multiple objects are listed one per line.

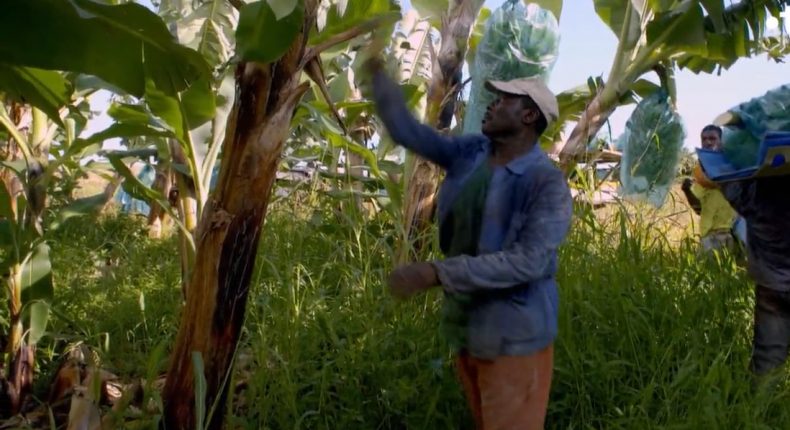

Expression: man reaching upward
xmin=365 ymin=57 xmax=572 ymax=430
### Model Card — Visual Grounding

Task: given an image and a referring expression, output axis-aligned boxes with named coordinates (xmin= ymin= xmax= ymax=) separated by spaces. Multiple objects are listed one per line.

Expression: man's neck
xmin=489 ymin=133 xmax=538 ymax=166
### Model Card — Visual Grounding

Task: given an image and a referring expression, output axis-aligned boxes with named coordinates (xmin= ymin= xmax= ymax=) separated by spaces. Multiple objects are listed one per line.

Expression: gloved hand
xmin=387 ymin=262 xmax=440 ymax=299
xmin=681 ymin=178 xmax=694 ymax=192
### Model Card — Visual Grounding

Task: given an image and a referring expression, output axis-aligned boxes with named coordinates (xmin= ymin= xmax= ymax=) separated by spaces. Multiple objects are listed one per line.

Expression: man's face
xmin=481 ymin=92 xmax=538 ymax=138
xmin=701 ymin=130 xmax=722 ymax=151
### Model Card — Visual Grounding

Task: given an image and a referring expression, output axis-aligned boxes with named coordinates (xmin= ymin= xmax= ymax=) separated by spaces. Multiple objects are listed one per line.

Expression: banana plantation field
xmin=1 ymin=0 xmax=790 ymax=428
xmin=39 ymin=201 xmax=790 ymax=429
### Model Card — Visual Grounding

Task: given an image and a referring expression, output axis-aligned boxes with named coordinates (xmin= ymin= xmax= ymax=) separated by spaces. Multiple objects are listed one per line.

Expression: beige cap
xmin=485 ymin=77 xmax=559 ymax=124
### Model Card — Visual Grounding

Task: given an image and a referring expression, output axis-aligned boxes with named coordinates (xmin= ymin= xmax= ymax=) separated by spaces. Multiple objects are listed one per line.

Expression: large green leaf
xmin=145 ymin=80 xmax=187 ymax=143
xmin=177 ymin=0 xmax=239 ymax=69
xmin=0 ymin=65 xmax=72 ymax=126
xmin=73 ymin=75 xmax=126 ymax=95
xmin=236 ymin=0 xmax=305 ymax=63
xmin=700 ymin=0 xmax=726 ymax=32
xmin=180 ymin=78 xmax=217 ymax=130
xmin=0 ymin=0 xmax=211 ymax=97
xmin=108 ymin=155 xmax=167 ymax=204
xmin=646 ymin=0 xmax=676 ymax=13
xmin=646 ymin=3 xmax=707 ymax=57
xmin=77 ymin=102 xmax=175 ymax=145
xmin=267 ymin=0 xmax=300 ymax=20
xmin=629 ymin=79 xmax=662 ymax=99
xmin=78 ymin=123 xmax=172 ymax=146
xmin=675 ymin=1 xmax=783 ymax=73
xmin=20 ymin=242 xmax=54 ymax=305
xmin=594 ymin=0 xmax=644 ymax=49
xmin=26 ymin=301 xmax=50 ymax=345
xmin=106 ymin=148 xmax=160 ymax=161
xmin=0 ymin=220 xmax=14 ymax=248
xmin=541 ymin=82 xmax=594 ymax=147
xmin=311 ymin=0 xmax=400 ymax=46
xmin=327 ymin=132 xmax=382 ymax=179
xmin=109 ymin=103 xmax=158 ymax=124
xmin=159 ymin=0 xmax=197 ymax=22
xmin=325 ymin=131 xmax=402 ymax=208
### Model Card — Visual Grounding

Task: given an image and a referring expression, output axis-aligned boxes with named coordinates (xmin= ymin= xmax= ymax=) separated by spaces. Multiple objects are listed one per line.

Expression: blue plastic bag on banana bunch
xmin=462 ymin=0 xmax=560 ymax=134
xmin=114 ymin=163 xmax=155 ymax=216
xmin=619 ymin=91 xmax=686 ymax=208
xmin=716 ymin=84 xmax=790 ymax=169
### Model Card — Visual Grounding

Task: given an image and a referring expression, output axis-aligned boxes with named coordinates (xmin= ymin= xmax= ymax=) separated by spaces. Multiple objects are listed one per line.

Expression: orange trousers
xmin=455 ymin=345 xmax=554 ymax=430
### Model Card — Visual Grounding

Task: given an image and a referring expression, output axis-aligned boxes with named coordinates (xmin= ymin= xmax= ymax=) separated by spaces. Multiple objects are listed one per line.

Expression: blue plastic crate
xmin=696 ymin=131 xmax=790 ymax=182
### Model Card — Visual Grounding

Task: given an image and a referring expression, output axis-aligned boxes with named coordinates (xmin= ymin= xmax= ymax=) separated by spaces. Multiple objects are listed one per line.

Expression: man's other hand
xmin=387 ymin=262 xmax=439 ymax=299
xmin=682 ymin=178 xmax=694 ymax=191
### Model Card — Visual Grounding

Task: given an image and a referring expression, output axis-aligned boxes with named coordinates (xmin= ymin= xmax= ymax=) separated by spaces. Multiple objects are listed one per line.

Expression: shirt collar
xmin=503 ymin=144 xmax=544 ymax=175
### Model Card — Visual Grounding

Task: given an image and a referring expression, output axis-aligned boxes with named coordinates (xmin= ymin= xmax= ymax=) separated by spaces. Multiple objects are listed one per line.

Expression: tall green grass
xmin=37 ymin=201 xmax=790 ymax=429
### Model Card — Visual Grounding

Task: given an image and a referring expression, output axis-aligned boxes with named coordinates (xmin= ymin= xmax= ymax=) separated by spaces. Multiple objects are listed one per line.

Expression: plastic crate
xmin=696 ymin=131 xmax=790 ymax=182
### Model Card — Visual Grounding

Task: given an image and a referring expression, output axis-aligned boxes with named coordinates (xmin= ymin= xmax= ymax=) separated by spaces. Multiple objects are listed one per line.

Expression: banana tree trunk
xmin=161 ymin=3 xmax=316 ymax=428
xmin=556 ymin=63 xmax=677 ymax=170
xmin=174 ymin=181 xmax=196 ymax=300
xmin=170 ymin=138 xmax=199 ymax=232
xmin=2 ymin=104 xmax=25 ymax=369
xmin=0 ymin=181 xmax=27 ymax=415
xmin=147 ymin=165 xmax=172 ymax=239
xmin=0 ymin=102 xmax=35 ymax=415
xmin=557 ymin=92 xmax=617 ymax=169
xmin=2 ymin=266 xmax=34 ymax=416
xmin=5 ymin=265 xmax=22 ymax=369
xmin=26 ymin=109 xmax=49 ymax=232
xmin=344 ymin=92 xmax=371 ymax=216
xmin=168 ymin=138 xmax=198 ymax=299
xmin=345 ymin=149 xmax=365 ymax=214
xmin=399 ymin=0 xmax=484 ymax=263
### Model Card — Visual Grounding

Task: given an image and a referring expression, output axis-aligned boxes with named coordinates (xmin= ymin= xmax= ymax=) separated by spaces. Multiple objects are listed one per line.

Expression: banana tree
xmin=0 ymin=0 xmax=218 ymax=237
xmin=0 ymin=63 xmax=122 ymax=413
xmin=396 ymin=0 xmax=485 ymax=262
xmin=0 ymin=103 xmax=56 ymax=415
xmin=556 ymin=0 xmax=788 ymax=167
xmin=0 ymin=98 xmax=104 ymax=414
xmin=92 ymin=75 xmax=225 ymax=294
xmin=161 ymin=0 xmax=401 ymax=427
xmin=0 ymin=0 xmax=214 ymax=414
xmin=56 ymin=0 xmax=239 ymax=295
xmin=158 ymin=0 xmax=239 ymax=234
xmin=294 ymin=6 xmax=473 ymax=240
xmin=287 ymin=35 xmax=418 ymax=220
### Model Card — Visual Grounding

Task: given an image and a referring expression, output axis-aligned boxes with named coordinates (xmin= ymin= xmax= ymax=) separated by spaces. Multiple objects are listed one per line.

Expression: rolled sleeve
xmin=434 ymin=169 xmax=573 ymax=293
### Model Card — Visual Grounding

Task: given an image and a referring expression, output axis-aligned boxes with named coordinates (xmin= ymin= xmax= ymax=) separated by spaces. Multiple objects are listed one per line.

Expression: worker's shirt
xmin=439 ymin=162 xmax=491 ymax=351
xmin=372 ymin=71 xmax=573 ymax=359
xmin=691 ymin=183 xmax=737 ymax=237
xmin=721 ymin=176 xmax=790 ymax=291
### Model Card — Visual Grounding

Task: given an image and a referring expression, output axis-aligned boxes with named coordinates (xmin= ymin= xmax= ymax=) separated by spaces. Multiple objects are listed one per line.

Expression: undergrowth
xmin=28 ymin=200 xmax=790 ymax=429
